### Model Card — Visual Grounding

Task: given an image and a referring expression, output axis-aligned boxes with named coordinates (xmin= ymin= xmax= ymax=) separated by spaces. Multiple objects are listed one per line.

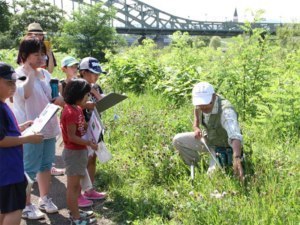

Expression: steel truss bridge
xmin=8 ymin=0 xmax=284 ymax=36
xmin=103 ymin=0 xmax=281 ymax=36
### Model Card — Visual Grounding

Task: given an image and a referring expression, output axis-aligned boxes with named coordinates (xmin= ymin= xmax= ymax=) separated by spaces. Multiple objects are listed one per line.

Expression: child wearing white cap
xmin=75 ymin=57 xmax=107 ymax=208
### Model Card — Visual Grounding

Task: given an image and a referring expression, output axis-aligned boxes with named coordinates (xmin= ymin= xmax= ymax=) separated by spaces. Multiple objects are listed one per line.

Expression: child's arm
xmin=82 ymin=101 xmax=95 ymax=110
xmin=0 ymin=133 xmax=43 ymax=148
xmin=90 ymin=88 xmax=103 ymax=101
xmin=52 ymin=95 xmax=65 ymax=107
xmin=67 ymin=123 xmax=98 ymax=150
xmin=18 ymin=121 xmax=33 ymax=132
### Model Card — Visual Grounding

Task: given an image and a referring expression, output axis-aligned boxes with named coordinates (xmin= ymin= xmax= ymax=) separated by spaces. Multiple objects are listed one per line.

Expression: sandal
xmin=50 ymin=166 xmax=65 ymax=176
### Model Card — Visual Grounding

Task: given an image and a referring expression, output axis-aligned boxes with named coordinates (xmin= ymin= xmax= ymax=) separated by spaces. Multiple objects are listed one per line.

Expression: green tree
xmin=209 ymin=36 xmax=222 ymax=49
xmin=276 ymin=24 xmax=300 ymax=50
xmin=0 ymin=1 xmax=14 ymax=49
xmin=0 ymin=0 xmax=11 ymax=32
xmin=58 ymin=2 xmax=118 ymax=60
xmin=9 ymin=0 xmax=64 ymax=39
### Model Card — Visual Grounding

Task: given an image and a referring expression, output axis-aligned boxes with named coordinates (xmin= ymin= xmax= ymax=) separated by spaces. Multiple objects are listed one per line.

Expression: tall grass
xmin=1 ymin=46 xmax=299 ymax=224
xmin=95 ymin=93 xmax=300 ymax=224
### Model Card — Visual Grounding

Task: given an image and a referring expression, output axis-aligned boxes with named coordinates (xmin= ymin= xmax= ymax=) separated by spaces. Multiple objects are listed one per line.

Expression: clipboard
xmin=95 ymin=93 xmax=127 ymax=113
xmin=22 ymin=103 xmax=60 ymax=135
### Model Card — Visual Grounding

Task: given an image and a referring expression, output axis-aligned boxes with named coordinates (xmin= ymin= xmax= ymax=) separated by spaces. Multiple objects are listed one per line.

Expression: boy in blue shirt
xmin=0 ymin=62 xmax=43 ymax=225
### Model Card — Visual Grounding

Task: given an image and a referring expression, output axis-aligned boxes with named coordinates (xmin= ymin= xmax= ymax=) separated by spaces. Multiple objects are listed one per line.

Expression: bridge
xmin=103 ymin=0 xmax=282 ymax=36
xmin=7 ymin=0 xmax=283 ymax=36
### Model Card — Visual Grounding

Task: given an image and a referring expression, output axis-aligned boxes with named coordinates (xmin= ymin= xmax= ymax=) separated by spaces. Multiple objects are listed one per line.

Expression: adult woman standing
xmin=13 ymin=37 xmax=60 ymax=220
xmin=16 ymin=23 xmax=64 ymax=176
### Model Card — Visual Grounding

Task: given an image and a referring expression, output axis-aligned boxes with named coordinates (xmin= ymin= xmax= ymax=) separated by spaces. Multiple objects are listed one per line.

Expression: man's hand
xmin=194 ymin=127 xmax=202 ymax=140
xmin=233 ymin=157 xmax=244 ymax=182
xmin=231 ymin=139 xmax=244 ymax=181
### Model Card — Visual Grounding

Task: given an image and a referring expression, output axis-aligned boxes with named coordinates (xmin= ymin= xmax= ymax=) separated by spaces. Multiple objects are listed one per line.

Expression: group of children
xmin=0 ymin=30 xmax=107 ymax=225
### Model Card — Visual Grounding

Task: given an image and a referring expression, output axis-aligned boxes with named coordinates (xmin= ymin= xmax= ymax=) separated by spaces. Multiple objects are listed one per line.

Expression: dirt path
xmin=20 ymin=143 xmax=114 ymax=225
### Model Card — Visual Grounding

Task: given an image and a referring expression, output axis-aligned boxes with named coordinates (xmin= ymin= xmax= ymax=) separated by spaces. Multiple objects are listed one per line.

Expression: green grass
xmin=1 ymin=49 xmax=299 ymax=224
xmin=94 ymin=93 xmax=300 ymax=225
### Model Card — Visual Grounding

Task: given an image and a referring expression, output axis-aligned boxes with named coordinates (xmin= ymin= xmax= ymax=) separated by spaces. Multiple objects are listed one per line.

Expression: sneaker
xmin=78 ymin=194 xmax=93 ymax=208
xmin=51 ymin=166 xmax=65 ymax=176
xmin=38 ymin=196 xmax=58 ymax=213
xmin=83 ymin=189 xmax=106 ymax=200
xmin=22 ymin=204 xmax=45 ymax=220
xmin=70 ymin=217 xmax=97 ymax=225
xmin=69 ymin=209 xmax=94 ymax=219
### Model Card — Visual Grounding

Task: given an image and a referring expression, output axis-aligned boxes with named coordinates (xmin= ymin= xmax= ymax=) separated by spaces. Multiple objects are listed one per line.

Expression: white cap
xmin=192 ymin=82 xmax=215 ymax=105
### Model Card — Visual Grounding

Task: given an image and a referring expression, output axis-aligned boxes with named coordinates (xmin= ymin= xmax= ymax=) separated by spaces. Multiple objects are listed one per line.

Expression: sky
xmin=142 ymin=0 xmax=299 ymax=22
xmin=5 ymin=0 xmax=299 ymax=23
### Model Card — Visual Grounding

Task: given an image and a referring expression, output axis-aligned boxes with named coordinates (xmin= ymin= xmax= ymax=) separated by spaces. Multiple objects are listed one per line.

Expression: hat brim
xmin=88 ymin=69 xmax=102 ymax=75
xmin=28 ymin=31 xmax=47 ymax=35
xmin=1 ymin=74 xmax=26 ymax=81
xmin=192 ymin=94 xmax=213 ymax=106
xmin=65 ymin=62 xmax=79 ymax=67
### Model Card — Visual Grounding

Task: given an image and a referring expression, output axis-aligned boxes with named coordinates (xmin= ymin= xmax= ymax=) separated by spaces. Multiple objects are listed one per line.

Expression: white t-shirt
xmin=13 ymin=66 xmax=60 ymax=139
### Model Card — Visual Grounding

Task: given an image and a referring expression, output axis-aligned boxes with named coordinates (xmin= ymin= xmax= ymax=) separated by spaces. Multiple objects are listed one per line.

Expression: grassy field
xmin=1 ymin=49 xmax=299 ymax=224
xmin=97 ymin=93 xmax=300 ymax=225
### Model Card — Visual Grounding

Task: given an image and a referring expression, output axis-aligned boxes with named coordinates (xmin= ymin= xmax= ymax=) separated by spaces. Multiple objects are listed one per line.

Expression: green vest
xmin=201 ymin=96 xmax=235 ymax=147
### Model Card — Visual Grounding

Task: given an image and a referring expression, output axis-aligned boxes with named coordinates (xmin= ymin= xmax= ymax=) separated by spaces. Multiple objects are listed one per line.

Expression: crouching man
xmin=172 ymin=82 xmax=244 ymax=180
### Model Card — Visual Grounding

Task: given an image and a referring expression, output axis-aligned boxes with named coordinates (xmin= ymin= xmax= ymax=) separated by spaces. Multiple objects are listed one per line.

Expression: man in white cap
xmin=172 ymin=81 xmax=244 ymax=180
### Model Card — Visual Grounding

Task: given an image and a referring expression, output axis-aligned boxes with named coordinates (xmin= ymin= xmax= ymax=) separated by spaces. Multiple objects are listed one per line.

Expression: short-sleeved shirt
xmin=0 ymin=102 xmax=24 ymax=187
xmin=61 ymin=104 xmax=87 ymax=150
xmin=13 ymin=66 xmax=60 ymax=139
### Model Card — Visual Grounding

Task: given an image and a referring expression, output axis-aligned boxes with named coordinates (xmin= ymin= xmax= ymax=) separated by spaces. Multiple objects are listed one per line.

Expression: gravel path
xmin=20 ymin=143 xmax=115 ymax=225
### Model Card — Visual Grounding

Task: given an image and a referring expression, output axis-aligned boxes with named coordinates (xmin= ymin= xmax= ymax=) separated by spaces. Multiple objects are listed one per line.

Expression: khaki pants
xmin=172 ymin=132 xmax=215 ymax=166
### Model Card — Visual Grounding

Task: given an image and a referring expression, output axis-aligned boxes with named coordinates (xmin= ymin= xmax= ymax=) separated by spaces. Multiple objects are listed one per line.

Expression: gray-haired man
xmin=173 ymin=82 xmax=244 ymax=180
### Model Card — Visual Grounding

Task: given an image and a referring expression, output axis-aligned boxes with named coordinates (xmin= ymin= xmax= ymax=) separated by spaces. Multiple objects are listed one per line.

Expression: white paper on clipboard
xmin=86 ymin=111 xmax=103 ymax=144
xmin=22 ymin=103 xmax=60 ymax=135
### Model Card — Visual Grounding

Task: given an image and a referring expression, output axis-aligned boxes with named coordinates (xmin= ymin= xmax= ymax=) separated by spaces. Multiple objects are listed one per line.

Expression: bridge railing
xmin=5 ymin=0 xmax=285 ymax=36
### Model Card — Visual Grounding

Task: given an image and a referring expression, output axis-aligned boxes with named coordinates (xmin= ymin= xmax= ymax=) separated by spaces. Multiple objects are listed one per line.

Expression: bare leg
xmin=87 ymin=154 xmax=97 ymax=184
xmin=37 ymin=170 xmax=51 ymax=198
xmin=25 ymin=193 xmax=31 ymax=205
xmin=67 ymin=175 xmax=82 ymax=220
xmin=0 ymin=210 xmax=22 ymax=225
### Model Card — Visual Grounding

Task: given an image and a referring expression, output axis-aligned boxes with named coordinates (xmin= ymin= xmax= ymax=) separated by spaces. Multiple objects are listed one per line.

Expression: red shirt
xmin=61 ymin=104 xmax=87 ymax=150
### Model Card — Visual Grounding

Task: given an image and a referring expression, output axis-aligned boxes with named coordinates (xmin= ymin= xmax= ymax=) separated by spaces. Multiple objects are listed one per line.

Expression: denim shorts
xmin=23 ymin=138 xmax=56 ymax=180
xmin=62 ymin=149 xmax=88 ymax=176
